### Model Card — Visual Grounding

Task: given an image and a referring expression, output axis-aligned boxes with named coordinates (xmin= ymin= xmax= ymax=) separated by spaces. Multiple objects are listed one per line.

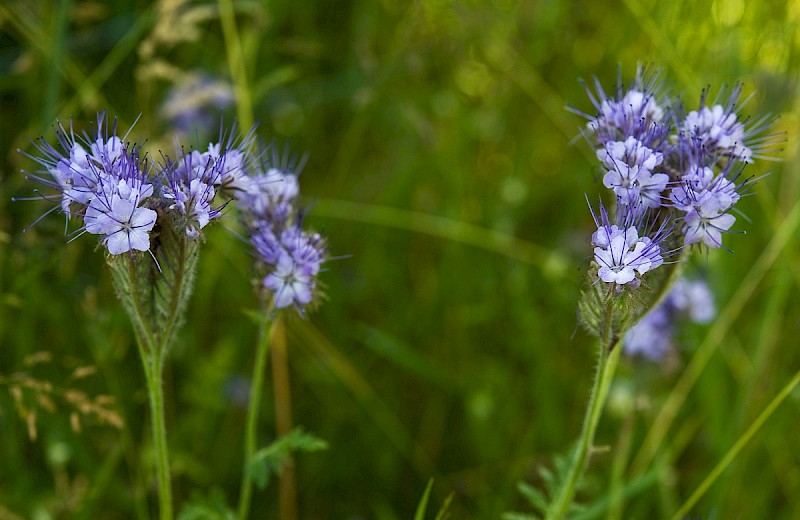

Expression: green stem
xmin=127 ymin=256 xmax=157 ymax=356
xmin=123 ymin=254 xmax=173 ymax=520
xmin=159 ymin=237 xmax=188 ymax=357
xmin=548 ymin=296 xmax=622 ymax=520
xmin=218 ymin=0 xmax=254 ymax=130
xmin=237 ymin=309 xmax=275 ymax=520
xmin=143 ymin=350 xmax=172 ymax=520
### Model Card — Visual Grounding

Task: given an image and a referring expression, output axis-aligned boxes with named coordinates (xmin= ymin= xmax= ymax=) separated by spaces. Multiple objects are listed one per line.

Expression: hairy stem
xmin=143 ymin=351 xmax=172 ymax=520
xmin=548 ymin=295 xmax=622 ymax=520
xmin=237 ymin=309 xmax=274 ymax=520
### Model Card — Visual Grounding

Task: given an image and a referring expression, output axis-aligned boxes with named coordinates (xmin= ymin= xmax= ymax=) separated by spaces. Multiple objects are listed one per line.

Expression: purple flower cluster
xmin=236 ymin=146 xmax=326 ymax=310
xmin=575 ymin=67 xmax=777 ymax=286
xmin=21 ymin=115 xmax=253 ymax=254
xmin=20 ymin=113 xmax=326 ymax=311
xmin=624 ymin=278 xmax=715 ymax=359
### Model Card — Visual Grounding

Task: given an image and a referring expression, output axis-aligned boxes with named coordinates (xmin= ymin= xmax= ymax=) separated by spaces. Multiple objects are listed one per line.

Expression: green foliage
xmin=2 ymin=0 xmax=800 ymax=518
xmin=505 ymin=447 xmax=586 ymax=520
xmin=413 ymin=480 xmax=453 ymax=520
xmin=177 ymin=489 xmax=237 ymax=520
xmin=247 ymin=426 xmax=327 ymax=490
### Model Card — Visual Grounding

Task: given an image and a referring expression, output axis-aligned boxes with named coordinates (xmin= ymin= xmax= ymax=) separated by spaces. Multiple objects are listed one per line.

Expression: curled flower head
xmin=238 ymin=143 xmax=303 ymax=228
xmin=17 ymin=112 xmax=236 ymax=255
xmin=673 ymin=83 xmax=783 ymax=169
xmin=204 ymin=127 xmax=257 ymax=196
xmin=573 ymin=65 xmax=668 ymax=147
xmin=240 ymin=143 xmax=326 ymax=312
xmin=261 ymin=227 xmax=327 ymax=309
xmin=20 ymin=113 xmax=132 ymax=216
xmin=161 ymin=148 xmax=226 ymax=238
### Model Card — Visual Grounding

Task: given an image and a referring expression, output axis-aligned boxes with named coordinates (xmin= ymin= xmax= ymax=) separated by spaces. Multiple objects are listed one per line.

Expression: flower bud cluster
xmin=21 ymin=113 xmax=326 ymax=311
xmin=575 ymin=67 xmax=777 ymax=287
xmin=236 ymin=146 xmax=326 ymax=310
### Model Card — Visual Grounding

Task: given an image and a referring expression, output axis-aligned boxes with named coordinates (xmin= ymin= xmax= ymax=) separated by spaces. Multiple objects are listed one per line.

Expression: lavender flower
xmin=683 ymin=104 xmax=751 ymax=162
xmin=20 ymin=112 xmax=331 ymax=312
xmin=597 ymin=136 xmax=664 ymax=172
xmin=264 ymin=248 xmax=316 ymax=308
xmin=681 ymin=198 xmax=737 ymax=248
xmin=623 ymin=305 xmax=673 ymax=359
xmin=240 ymin=143 xmax=326 ymax=311
xmin=670 ymin=277 xmax=715 ymax=323
xmin=204 ymin=140 xmax=253 ymax=195
xmin=84 ymin=194 xmax=157 ymax=254
xmin=589 ymin=200 xmax=667 ymax=286
xmin=18 ymin=113 xmax=235 ymax=253
xmin=162 ymin=149 xmax=225 ymax=239
xmin=21 ymin=114 xmax=127 ymax=216
xmin=576 ymin=68 xmax=778 ymax=285
xmin=573 ymin=66 xmax=668 ymax=147
xmin=676 ymin=83 xmax=776 ymax=165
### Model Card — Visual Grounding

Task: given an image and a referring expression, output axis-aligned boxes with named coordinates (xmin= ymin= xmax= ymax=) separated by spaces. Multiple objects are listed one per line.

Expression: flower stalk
xmin=143 ymin=349 xmax=172 ymax=520
xmin=547 ymin=300 xmax=623 ymax=520
xmin=237 ymin=306 xmax=275 ymax=520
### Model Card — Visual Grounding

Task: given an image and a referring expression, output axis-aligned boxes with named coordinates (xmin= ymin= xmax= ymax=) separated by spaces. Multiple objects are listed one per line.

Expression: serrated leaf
xmin=537 ymin=466 xmax=555 ymax=488
xmin=177 ymin=489 xmax=237 ymax=520
xmin=247 ymin=426 xmax=327 ymax=490
xmin=247 ymin=458 xmax=270 ymax=490
xmin=517 ymin=481 xmax=548 ymax=513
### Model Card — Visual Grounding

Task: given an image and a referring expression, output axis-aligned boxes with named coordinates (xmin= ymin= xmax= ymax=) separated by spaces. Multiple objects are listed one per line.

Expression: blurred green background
xmin=1 ymin=0 xmax=800 ymax=518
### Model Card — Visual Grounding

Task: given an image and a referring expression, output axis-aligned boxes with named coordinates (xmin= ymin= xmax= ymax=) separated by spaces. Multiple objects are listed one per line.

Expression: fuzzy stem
xmin=143 ymin=350 xmax=172 ymax=520
xmin=237 ymin=308 xmax=274 ymax=520
xmin=547 ymin=296 xmax=622 ymax=520
xmin=123 ymin=255 xmax=172 ymax=518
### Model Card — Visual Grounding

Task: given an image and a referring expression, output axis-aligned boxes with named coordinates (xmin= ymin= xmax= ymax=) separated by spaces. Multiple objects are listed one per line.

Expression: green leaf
xmin=247 ymin=457 xmax=270 ymax=490
xmin=177 ymin=489 xmax=237 ymax=520
xmin=247 ymin=426 xmax=328 ymax=490
xmin=412 ymin=480 xmax=453 ymax=520
xmin=413 ymin=479 xmax=434 ymax=520
xmin=433 ymin=492 xmax=454 ymax=520
xmin=517 ymin=481 xmax=548 ymax=513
